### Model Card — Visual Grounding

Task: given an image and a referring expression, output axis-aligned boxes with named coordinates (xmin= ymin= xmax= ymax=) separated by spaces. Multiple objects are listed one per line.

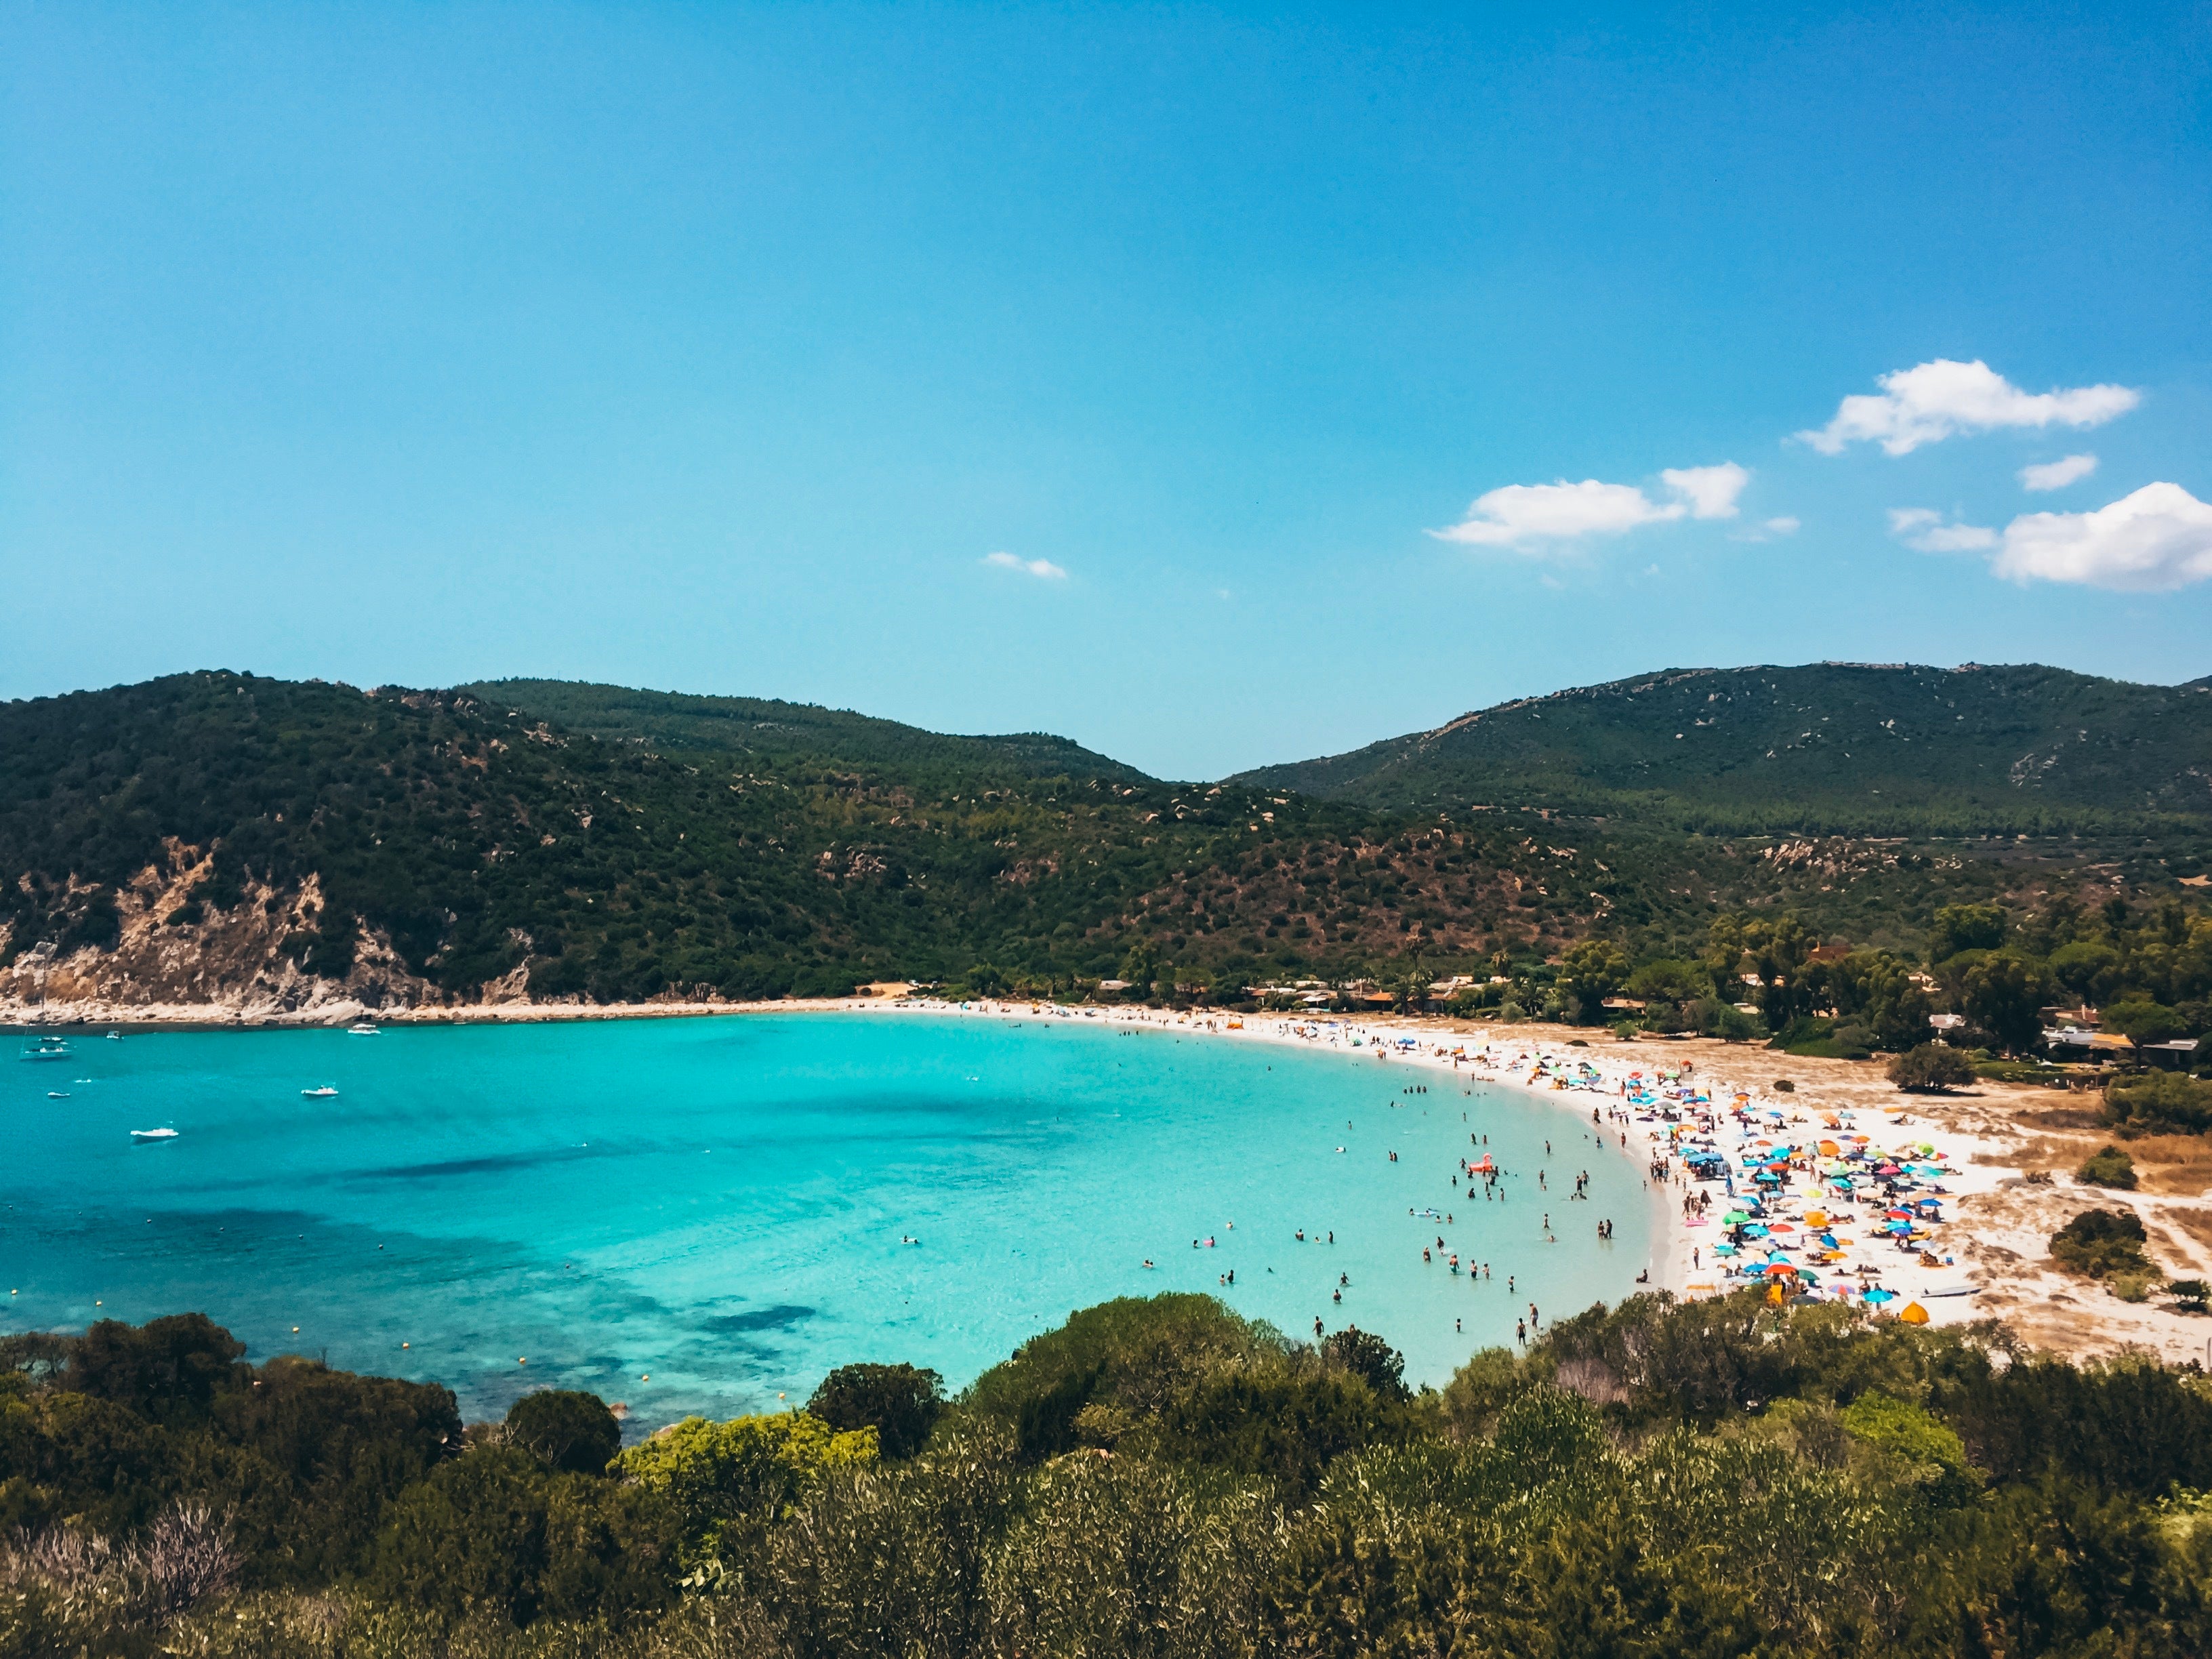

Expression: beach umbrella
xmin=1818 ymin=1140 xmax=1840 ymax=1157
xmin=1764 ymin=1263 xmax=1797 ymax=1276
xmin=1886 ymin=1208 xmax=1911 ymax=1219
xmin=1723 ymin=1210 xmax=1750 ymax=1224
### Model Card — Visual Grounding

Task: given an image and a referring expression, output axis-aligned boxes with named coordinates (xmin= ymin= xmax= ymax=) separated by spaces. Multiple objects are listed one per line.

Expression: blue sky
xmin=4 ymin=3 xmax=2208 ymax=779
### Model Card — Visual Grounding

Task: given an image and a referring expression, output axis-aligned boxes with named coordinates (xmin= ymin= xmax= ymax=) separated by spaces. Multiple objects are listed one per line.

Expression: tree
xmin=1928 ymin=903 xmax=2005 ymax=963
xmin=2048 ymin=939 xmax=2122 ymax=1007
xmin=806 ymin=1362 xmax=945 ymax=1459
xmin=1888 ymin=1044 xmax=1976 ymax=1092
xmin=1959 ymin=951 xmax=2049 ymax=1056
xmin=2100 ymin=999 xmax=2185 ymax=1057
xmin=507 ymin=1389 xmax=623 ymax=1475
xmin=68 ymin=1314 xmax=246 ymax=1425
xmin=1322 ymin=1327 xmax=1409 ymax=1403
xmin=1557 ymin=939 xmax=1629 ymax=1025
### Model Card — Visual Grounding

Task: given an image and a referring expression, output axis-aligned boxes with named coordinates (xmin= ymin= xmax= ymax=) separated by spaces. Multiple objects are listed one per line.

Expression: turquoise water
xmin=3 ymin=1014 xmax=1656 ymax=1427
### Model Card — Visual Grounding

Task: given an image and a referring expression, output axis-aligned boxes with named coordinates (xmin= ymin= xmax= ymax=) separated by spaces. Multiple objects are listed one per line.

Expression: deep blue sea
xmin=3 ymin=1013 xmax=1656 ymax=1428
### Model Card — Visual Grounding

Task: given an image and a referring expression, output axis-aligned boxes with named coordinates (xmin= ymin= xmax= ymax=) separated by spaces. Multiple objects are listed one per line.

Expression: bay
xmin=3 ymin=1013 xmax=1656 ymax=1427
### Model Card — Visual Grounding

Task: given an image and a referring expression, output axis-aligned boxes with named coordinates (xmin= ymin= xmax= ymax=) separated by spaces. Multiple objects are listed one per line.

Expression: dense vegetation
xmin=0 ymin=670 xmax=2205 ymax=1017
xmin=9 ymin=1298 xmax=2212 ymax=1656
xmin=1233 ymin=662 xmax=2212 ymax=836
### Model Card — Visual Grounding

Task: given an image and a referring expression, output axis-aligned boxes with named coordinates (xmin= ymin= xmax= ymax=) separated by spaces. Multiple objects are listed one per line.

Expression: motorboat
xmin=46 ymin=1091 xmax=69 ymax=1099
xmin=347 ymin=1022 xmax=380 ymax=1036
xmin=302 ymin=1085 xmax=340 ymax=1099
xmin=131 ymin=1127 xmax=178 ymax=1141
xmin=20 ymin=1036 xmax=71 ymax=1062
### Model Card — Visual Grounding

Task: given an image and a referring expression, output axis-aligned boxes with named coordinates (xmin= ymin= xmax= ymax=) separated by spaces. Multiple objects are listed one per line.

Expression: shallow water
xmin=3 ymin=1014 xmax=1656 ymax=1427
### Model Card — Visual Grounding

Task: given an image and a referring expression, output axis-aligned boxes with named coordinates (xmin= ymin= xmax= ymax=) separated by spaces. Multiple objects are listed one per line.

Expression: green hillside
xmin=1234 ymin=662 xmax=2212 ymax=834
xmin=0 ymin=669 xmax=2200 ymax=1009
xmin=465 ymin=678 xmax=1153 ymax=785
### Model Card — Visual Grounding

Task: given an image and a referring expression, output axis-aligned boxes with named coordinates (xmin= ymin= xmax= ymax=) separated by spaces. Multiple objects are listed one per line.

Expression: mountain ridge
xmin=1230 ymin=661 xmax=2212 ymax=834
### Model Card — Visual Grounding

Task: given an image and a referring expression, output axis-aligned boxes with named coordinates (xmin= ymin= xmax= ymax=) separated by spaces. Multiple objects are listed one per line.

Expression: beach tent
xmin=1898 ymin=1302 xmax=1930 ymax=1325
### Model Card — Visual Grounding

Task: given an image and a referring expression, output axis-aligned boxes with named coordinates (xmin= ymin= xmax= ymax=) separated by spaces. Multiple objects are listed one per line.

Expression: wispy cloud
xmin=1734 ymin=515 xmax=1801 ymax=544
xmin=1992 ymin=483 xmax=2212 ymax=591
xmin=2018 ymin=453 xmax=2099 ymax=492
xmin=1431 ymin=464 xmax=1746 ymax=551
xmin=983 ymin=551 xmax=1067 ymax=579
xmin=1888 ymin=507 xmax=1999 ymax=554
xmin=1799 ymin=359 xmax=2139 ymax=455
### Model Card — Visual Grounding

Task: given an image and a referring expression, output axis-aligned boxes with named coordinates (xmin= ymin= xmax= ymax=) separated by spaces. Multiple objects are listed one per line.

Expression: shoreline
xmin=9 ymin=992 xmax=1993 ymax=1330
xmin=26 ymin=994 xmax=2212 ymax=1366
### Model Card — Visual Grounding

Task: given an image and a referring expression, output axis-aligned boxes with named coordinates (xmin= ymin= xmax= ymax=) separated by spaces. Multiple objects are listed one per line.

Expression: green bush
xmin=2049 ymin=1208 xmax=2152 ymax=1279
xmin=366 ymin=1443 xmax=676 ymax=1627
xmin=806 ymin=1362 xmax=945 ymax=1460
xmin=504 ymin=1389 xmax=621 ymax=1474
xmin=2167 ymin=1278 xmax=2210 ymax=1313
xmin=2074 ymin=1146 xmax=2137 ymax=1190
xmin=2106 ymin=1070 xmax=2212 ymax=1136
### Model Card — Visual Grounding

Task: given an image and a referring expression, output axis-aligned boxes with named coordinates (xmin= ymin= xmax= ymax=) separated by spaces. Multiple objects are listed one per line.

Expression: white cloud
xmin=1431 ymin=463 xmax=1746 ymax=550
xmin=1992 ymin=482 xmax=2212 ymax=591
xmin=2019 ymin=453 xmax=2099 ymax=492
xmin=1888 ymin=507 xmax=1998 ymax=554
xmin=983 ymin=550 xmax=1067 ymax=579
xmin=1763 ymin=516 xmax=1801 ymax=535
xmin=1799 ymin=359 xmax=2139 ymax=455
xmin=1659 ymin=462 xmax=1749 ymax=519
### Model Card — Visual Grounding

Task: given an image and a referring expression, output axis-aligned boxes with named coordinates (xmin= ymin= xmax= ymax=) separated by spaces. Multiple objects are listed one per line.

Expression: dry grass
xmin=2117 ymin=1136 xmax=2212 ymax=1197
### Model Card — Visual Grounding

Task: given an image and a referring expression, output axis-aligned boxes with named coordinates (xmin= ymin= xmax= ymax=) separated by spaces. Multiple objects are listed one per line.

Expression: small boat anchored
xmin=131 ymin=1127 xmax=178 ymax=1142
xmin=301 ymin=1085 xmax=340 ymax=1099
xmin=20 ymin=1036 xmax=72 ymax=1062
xmin=347 ymin=1022 xmax=380 ymax=1036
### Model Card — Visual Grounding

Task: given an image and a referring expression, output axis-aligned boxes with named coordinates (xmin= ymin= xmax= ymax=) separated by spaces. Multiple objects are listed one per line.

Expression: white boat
xmin=301 ymin=1085 xmax=340 ymax=1099
xmin=1922 ymin=1279 xmax=1980 ymax=1298
xmin=106 ymin=1031 xmax=123 ymax=1041
xmin=347 ymin=1023 xmax=380 ymax=1036
xmin=20 ymin=1036 xmax=72 ymax=1062
xmin=131 ymin=1127 xmax=178 ymax=1141
xmin=47 ymin=1090 xmax=69 ymax=1099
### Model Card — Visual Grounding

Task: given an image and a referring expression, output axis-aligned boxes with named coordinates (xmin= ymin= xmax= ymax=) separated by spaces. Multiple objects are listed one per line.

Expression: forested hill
xmin=464 ymin=679 xmax=1152 ymax=785
xmin=0 ymin=670 xmax=1681 ymax=1007
xmin=0 ymin=668 xmax=2200 ymax=1012
xmin=1233 ymin=662 xmax=2212 ymax=834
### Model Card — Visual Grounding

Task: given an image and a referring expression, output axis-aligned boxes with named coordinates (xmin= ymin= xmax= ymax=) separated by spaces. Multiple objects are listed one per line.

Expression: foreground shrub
xmin=806 ymin=1364 xmax=945 ymax=1459
xmin=367 ymin=1443 xmax=676 ymax=1627
xmin=506 ymin=1389 xmax=623 ymax=1475
xmin=616 ymin=1411 xmax=875 ymax=1568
